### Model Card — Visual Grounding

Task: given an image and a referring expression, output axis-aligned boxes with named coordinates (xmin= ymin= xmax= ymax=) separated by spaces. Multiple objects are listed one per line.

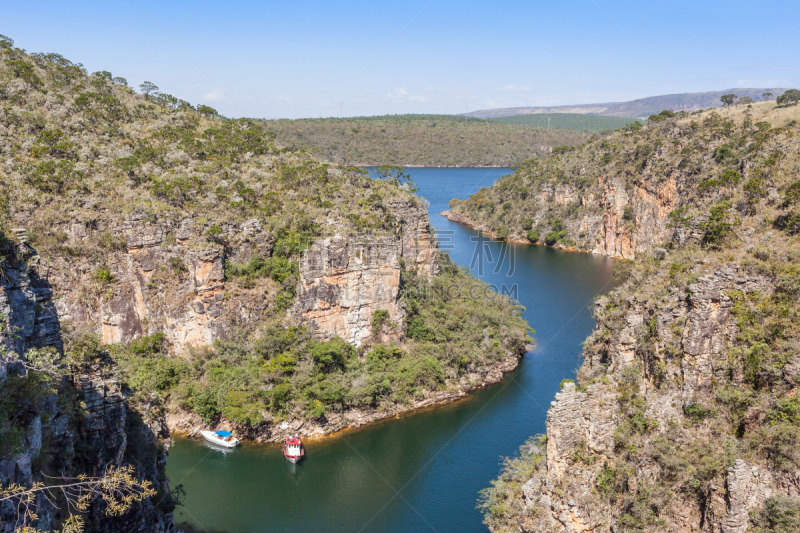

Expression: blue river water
xmin=166 ymin=167 xmax=615 ymax=533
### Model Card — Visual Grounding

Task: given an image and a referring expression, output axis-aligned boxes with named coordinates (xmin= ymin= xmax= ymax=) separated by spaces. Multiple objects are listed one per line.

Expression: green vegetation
xmin=752 ymin=496 xmax=800 ymax=532
xmin=478 ymin=436 xmax=546 ymax=532
xmin=477 ymin=100 xmax=800 ymax=531
xmin=490 ymin=113 xmax=639 ymax=132
xmin=0 ymin=366 xmax=59 ymax=458
xmin=329 ymin=113 xmax=488 ymax=123
xmin=450 ymin=102 xmax=800 ymax=254
xmin=114 ymin=254 xmax=530 ymax=425
xmin=776 ymin=89 xmax=800 ymax=107
xmin=257 ymin=116 xmax=590 ymax=167
xmin=0 ymin=36 xmax=531 ymax=435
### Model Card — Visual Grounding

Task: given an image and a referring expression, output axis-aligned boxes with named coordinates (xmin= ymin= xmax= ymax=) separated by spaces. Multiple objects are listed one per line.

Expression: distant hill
xmin=257 ymin=116 xmax=591 ymax=167
xmin=489 ymin=113 xmax=639 ymax=132
xmin=343 ymin=113 xmax=489 ymax=123
xmin=465 ymin=88 xmax=789 ymax=119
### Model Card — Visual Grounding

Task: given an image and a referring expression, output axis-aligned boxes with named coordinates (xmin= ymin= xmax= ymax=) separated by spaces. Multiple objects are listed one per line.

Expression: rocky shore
xmin=440 ymin=210 xmax=588 ymax=253
xmin=167 ymin=350 xmax=529 ymax=444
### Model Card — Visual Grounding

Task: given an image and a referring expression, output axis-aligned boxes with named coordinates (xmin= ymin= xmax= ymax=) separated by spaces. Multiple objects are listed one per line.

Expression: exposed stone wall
xmin=38 ymin=198 xmax=437 ymax=352
xmin=0 ymin=246 xmax=174 ymax=533
xmin=293 ymin=235 xmax=403 ymax=346
xmin=0 ymin=243 xmax=62 ymax=359
xmin=292 ymin=199 xmax=438 ymax=346
xmin=46 ymin=213 xmax=275 ymax=353
xmin=512 ymin=264 xmax=794 ymax=533
xmin=387 ymin=198 xmax=439 ymax=279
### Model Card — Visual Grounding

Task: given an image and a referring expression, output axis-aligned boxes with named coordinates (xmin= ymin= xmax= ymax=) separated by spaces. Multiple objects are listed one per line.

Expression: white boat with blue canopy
xmin=199 ymin=429 xmax=240 ymax=448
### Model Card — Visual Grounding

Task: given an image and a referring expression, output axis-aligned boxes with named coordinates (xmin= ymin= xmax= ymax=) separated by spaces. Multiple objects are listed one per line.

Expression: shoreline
xmin=353 ymin=164 xmax=515 ymax=169
xmin=168 ymin=347 xmax=532 ymax=446
xmin=439 ymin=210 xmax=598 ymax=255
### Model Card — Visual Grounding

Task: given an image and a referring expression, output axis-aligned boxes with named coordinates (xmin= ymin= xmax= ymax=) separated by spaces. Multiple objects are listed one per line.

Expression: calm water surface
xmin=166 ymin=167 xmax=615 ymax=533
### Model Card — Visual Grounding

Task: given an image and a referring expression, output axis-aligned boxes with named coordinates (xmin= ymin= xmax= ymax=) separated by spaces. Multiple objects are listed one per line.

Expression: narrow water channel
xmin=166 ymin=167 xmax=616 ymax=533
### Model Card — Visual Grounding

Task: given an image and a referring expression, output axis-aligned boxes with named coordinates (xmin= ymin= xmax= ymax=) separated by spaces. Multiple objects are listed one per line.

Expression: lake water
xmin=166 ymin=167 xmax=616 ymax=533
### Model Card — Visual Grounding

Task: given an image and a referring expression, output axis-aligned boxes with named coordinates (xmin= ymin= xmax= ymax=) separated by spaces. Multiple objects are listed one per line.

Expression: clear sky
xmin=5 ymin=0 xmax=800 ymax=118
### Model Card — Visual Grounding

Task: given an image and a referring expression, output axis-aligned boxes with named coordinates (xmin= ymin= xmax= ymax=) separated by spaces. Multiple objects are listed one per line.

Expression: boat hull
xmin=283 ymin=435 xmax=305 ymax=463
xmin=199 ymin=430 xmax=239 ymax=448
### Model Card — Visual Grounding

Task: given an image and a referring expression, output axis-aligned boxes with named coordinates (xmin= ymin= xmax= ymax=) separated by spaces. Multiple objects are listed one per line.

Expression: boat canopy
xmin=215 ymin=430 xmax=232 ymax=437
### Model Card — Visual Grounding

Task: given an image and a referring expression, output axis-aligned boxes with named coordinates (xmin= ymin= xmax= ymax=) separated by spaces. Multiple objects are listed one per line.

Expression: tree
xmin=93 ymin=70 xmax=112 ymax=80
xmin=153 ymin=92 xmax=178 ymax=110
xmin=701 ymin=201 xmax=737 ymax=249
xmin=113 ymin=156 xmax=141 ymax=182
xmin=139 ymin=81 xmax=158 ymax=99
xmin=763 ymin=92 xmax=774 ymax=101
xmin=112 ymin=76 xmax=128 ymax=86
xmin=720 ymin=94 xmax=737 ymax=107
xmin=738 ymin=96 xmax=753 ymax=105
xmin=0 ymin=33 xmax=13 ymax=48
xmin=197 ymin=104 xmax=217 ymax=116
xmin=777 ymin=89 xmax=800 ymax=107
xmin=374 ymin=165 xmax=416 ymax=190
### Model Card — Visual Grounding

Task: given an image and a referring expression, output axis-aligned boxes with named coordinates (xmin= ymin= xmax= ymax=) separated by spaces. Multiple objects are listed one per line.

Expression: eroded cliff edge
xmin=448 ymin=101 xmax=800 ymax=260
xmin=0 ymin=37 xmax=533 ymax=531
xmin=480 ymin=101 xmax=800 ymax=532
xmin=0 ymin=242 xmax=175 ymax=532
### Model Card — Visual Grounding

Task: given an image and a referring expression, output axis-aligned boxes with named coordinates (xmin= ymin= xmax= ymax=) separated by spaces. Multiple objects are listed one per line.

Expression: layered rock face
xmin=584 ymin=171 xmax=678 ymax=259
xmin=0 ymin=244 xmax=174 ymax=533
xmin=0 ymin=240 xmax=62 ymax=360
xmin=293 ymin=235 xmax=403 ymax=345
xmin=48 ymin=214 xmax=274 ymax=352
xmin=387 ymin=198 xmax=439 ymax=279
xmin=293 ymin=200 xmax=438 ymax=345
xmin=42 ymin=198 xmax=437 ymax=351
xmin=508 ymin=263 xmax=799 ymax=533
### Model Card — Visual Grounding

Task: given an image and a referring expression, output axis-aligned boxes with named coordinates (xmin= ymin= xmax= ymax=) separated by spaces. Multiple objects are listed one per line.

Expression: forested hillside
xmin=258 ymin=115 xmax=591 ymax=167
xmin=489 ymin=113 xmax=638 ymax=132
xmin=470 ymin=97 xmax=800 ymax=532
xmin=0 ymin=33 xmax=531 ymax=531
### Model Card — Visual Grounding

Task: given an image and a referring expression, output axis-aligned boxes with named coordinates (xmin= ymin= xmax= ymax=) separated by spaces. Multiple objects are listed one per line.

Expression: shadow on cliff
xmin=2 ymin=245 xmax=64 ymax=356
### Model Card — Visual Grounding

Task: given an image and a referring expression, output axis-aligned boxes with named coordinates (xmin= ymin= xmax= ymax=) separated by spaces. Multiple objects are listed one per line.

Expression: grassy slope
xmin=258 ymin=116 xmax=591 ymax=167
xmin=0 ymin=40 xmax=530 ymax=430
xmin=476 ymin=102 xmax=800 ymax=531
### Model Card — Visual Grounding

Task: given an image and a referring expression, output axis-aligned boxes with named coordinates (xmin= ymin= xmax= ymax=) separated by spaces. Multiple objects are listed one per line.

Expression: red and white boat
xmin=282 ymin=434 xmax=305 ymax=464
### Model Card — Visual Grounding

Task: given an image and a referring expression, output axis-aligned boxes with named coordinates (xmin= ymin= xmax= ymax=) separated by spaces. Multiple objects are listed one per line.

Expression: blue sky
xmin=5 ymin=0 xmax=800 ymax=118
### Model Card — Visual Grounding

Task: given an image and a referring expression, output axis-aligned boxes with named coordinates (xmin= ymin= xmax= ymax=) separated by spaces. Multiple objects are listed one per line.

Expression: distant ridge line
xmin=462 ymin=88 xmax=790 ymax=119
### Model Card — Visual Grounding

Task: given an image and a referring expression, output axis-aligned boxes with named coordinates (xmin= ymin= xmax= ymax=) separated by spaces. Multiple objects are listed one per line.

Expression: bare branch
xmin=0 ymin=464 xmax=156 ymax=531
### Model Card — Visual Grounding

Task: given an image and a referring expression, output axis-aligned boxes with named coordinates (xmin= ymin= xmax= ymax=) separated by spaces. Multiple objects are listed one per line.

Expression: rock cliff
xmin=293 ymin=199 xmax=438 ymax=346
xmin=448 ymin=101 xmax=800 ymax=260
xmin=49 ymin=212 xmax=275 ymax=352
xmin=0 ymin=242 xmax=174 ymax=532
xmin=481 ymin=101 xmax=800 ymax=532
xmin=0 ymin=39 xmax=533 ymax=462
